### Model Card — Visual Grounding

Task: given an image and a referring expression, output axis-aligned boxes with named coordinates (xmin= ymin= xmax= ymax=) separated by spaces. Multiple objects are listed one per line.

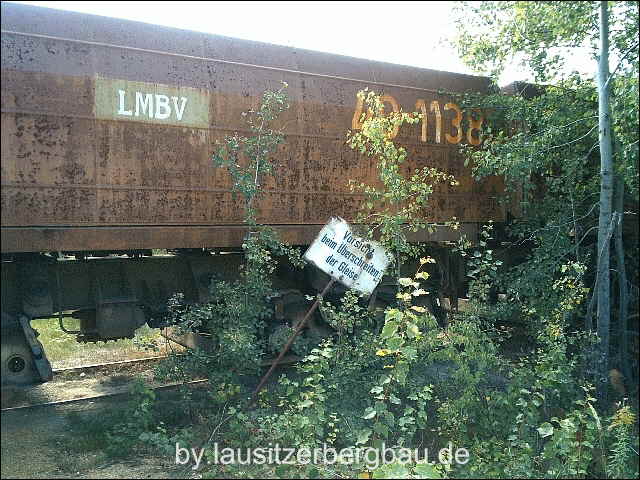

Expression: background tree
xmin=452 ymin=0 xmax=639 ymax=405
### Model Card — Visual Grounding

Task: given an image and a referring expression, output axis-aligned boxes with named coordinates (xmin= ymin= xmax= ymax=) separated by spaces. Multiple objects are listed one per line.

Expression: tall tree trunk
xmin=595 ymin=0 xmax=614 ymax=406
xmin=614 ymin=175 xmax=630 ymax=386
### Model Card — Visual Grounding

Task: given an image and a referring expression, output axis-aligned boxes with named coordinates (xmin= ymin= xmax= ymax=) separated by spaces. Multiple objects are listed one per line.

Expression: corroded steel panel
xmin=1 ymin=224 xmax=478 ymax=253
xmin=1 ymin=3 xmax=504 ymax=253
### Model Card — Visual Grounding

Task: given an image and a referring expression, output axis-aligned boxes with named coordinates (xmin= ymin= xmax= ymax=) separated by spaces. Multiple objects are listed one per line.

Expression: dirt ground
xmin=1 ymin=356 xmax=199 ymax=480
xmin=1 ymin=398 xmax=193 ymax=479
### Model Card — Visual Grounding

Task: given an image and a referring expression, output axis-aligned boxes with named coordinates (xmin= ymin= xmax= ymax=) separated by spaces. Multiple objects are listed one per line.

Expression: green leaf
xmin=299 ymin=399 xmax=313 ymax=409
xmin=373 ymin=421 xmax=390 ymax=437
xmin=386 ymin=336 xmax=404 ymax=350
xmin=537 ymin=422 xmax=554 ymax=438
xmin=400 ymin=346 xmax=417 ymax=360
xmin=275 ymin=465 xmax=289 ymax=477
xmin=383 ymin=411 xmax=395 ymax=428
xmin=372 ymin=462 xmax=410 ymax=479
xmin=413 ymin=462 xmax=443 ymax=479
xmin=306 ymin=466 xmax=320 ymax=478
xmin=363 ymin=407 xmax=377 ymax=419
xmin=381 ymin=321 xmax=399 ymax=339
xmin=395 ymin=362 xmax=409 ymax=384
xmin=406 ymin=323 xmax=421 ymax=338
xmin=396 ymin=292 xmax=412 ymax=302
xmin=356 ymin=428 xmax=372 ymax=445
xmin=385 ymin=308 xmax=403 ymax=321
xmin=398 ymin=416 xmax=414 ymax=427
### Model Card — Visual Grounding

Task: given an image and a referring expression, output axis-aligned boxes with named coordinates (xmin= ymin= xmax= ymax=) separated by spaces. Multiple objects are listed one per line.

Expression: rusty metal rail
xmin=1 ymin=378 xmax=208 ymax=412
xmin=2 ymin=350 xmax=308 ymax=412
xmin=51 ymin=355 xmax=168 ymax=375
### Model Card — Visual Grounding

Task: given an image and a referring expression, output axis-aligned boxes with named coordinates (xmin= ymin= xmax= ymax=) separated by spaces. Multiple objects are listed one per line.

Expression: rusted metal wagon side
xmin=1 ymin=3 xmax=506 ymax=385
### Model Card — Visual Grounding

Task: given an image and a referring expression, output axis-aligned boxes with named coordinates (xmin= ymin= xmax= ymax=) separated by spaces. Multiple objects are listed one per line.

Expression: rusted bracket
xmin=250 ymin=276 xmax=338 ymax=404
xmin=18 ymin=315 xmax=53 ymax=382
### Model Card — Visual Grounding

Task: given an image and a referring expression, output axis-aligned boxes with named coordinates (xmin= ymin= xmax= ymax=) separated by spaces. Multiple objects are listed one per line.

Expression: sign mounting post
xmin=251 ymin=218 xmax=390 ymax=403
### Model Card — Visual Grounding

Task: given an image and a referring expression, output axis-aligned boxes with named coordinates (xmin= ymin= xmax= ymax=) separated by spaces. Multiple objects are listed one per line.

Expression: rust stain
xmin=1 ymin=3 xmax=505 ymax=253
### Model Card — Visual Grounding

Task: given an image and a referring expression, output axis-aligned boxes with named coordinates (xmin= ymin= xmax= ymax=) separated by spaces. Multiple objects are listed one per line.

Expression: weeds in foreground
xmin=94 ymin=89 xmax=638 ymax=479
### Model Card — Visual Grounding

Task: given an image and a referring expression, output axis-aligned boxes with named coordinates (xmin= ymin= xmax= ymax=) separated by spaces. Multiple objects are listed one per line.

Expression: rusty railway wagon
xmin=1 ymin=3 xmax=506 ymax=385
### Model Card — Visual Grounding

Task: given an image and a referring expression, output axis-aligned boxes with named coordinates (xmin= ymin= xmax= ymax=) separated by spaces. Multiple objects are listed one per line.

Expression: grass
xmin=32 ymin=317 xmax=172 ymax=369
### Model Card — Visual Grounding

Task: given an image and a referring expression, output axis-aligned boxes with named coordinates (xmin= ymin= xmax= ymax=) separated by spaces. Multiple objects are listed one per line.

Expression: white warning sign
xmin=303 ymin=217 xmax=390 ymax=295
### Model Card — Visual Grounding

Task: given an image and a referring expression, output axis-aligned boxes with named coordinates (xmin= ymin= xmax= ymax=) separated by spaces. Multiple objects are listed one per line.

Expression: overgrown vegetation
xmin=33 ymin=318 xmax=165 ymax=367
xmin=452 ymin=1 xmax=639 ymax=408
xmin=98 ymin=3 xmax=639 ymax=475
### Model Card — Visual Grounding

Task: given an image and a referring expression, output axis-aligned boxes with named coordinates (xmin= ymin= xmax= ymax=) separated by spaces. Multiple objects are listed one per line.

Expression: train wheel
xmin=1 ymin=328 xmax=40 ymax=386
